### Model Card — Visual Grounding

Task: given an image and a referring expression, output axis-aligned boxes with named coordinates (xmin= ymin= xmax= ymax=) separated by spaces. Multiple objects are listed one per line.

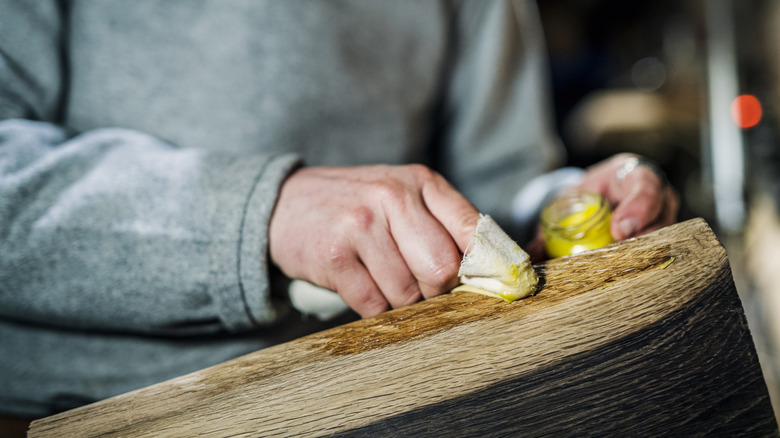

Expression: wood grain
xmin=27 ymin=218 xmax=778 ymax=437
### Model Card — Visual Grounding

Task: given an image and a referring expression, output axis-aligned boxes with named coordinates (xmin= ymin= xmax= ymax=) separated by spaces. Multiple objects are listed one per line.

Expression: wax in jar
xmin=541 ymin=189 xmax=614 ymax=258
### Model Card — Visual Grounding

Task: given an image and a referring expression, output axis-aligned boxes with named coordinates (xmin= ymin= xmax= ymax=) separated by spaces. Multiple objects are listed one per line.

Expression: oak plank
xmin=28 ymin=218 xmax=778 ymax=437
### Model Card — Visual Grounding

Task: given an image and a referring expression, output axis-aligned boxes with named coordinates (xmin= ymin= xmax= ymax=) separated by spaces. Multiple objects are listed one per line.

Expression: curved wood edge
xmin=28 ymin=218 xmax=778 ymax=437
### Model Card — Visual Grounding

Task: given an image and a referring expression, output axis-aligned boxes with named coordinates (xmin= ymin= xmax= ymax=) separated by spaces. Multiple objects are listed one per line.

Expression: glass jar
xmin=541 ymin=188 xmax=615 ymax=258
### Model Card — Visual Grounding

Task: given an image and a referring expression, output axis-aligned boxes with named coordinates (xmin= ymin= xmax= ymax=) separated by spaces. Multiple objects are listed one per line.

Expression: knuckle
xmin=373 ymin=180 xmax=405 ymax=203
xmin=408 ymin=163 xmax=431 ymax=175
xmin=428 ymin=259 xmax=459 ymax=289
xmin=407 ymin=163 xmax=439 ymax=183
xmin=372 ymin=180 xmax=413 ymax=213
xmin=339 ymin=206 xmax=375 ymax=232
xmin=455 ymin=211 xmax=479 ymax=237
xmin=326 ymin=241 xmax=352 ymax=270
xmin=359 ymin=295 xmax=389 ymax=318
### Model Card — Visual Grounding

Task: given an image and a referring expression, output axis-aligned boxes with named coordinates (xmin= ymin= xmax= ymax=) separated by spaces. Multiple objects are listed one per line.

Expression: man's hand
xmin=526 ymin=153 xmax=679 ymax=261
xmin=268 ymin=164 xmax=480 ymax=318
xmin=579 ymin=153 xmax=679 ymax=240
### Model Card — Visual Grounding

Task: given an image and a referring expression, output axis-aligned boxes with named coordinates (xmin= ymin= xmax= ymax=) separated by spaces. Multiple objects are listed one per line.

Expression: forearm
xmin=0 ymin=119 xmax=301 ymax=333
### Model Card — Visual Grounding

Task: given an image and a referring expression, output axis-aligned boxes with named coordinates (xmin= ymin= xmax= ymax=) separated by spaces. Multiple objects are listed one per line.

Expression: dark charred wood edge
xmin=333 ymin=266 xmax=778 ymax=437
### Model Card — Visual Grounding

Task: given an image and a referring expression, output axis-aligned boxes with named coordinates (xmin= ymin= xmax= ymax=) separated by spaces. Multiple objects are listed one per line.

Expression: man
xmin=0 ymin=0 xmax=677 ymax=418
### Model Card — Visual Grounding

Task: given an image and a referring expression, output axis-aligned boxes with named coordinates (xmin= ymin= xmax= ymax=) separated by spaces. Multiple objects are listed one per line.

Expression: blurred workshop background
xmin=536 ymin=0 xmax=780 ymax=418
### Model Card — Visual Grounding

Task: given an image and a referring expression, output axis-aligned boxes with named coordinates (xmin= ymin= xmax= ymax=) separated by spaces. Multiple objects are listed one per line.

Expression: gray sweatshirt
xmin=0 ymin=0 xmax=561 ymax=417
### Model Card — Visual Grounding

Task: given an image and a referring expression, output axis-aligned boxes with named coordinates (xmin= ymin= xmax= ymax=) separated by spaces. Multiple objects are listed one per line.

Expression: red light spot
xmin=731 ymin=94 xmax=762 ymax=129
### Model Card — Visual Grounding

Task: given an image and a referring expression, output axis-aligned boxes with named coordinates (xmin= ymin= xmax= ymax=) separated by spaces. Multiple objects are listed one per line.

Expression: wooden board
xmin=28 ymin=218 xmax=778 ymax=437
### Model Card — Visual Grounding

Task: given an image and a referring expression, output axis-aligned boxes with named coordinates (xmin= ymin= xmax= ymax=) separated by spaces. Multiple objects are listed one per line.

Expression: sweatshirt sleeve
xmin=0 ymin=1 xmax=301 ymax=334
xmin=436 ymin=0 xmax=565 ymax=242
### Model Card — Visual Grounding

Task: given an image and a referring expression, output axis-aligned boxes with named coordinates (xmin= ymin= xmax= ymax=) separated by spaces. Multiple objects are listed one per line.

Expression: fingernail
xmin=618 ymin=218 xmax=639 ymax=239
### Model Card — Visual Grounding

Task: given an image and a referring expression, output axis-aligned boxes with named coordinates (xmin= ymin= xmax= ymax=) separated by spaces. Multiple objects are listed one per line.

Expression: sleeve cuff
xmin=510 ymin=166 xmax=585 ymax=231
xmin=206 ymin=152 xmax=302 ymax=332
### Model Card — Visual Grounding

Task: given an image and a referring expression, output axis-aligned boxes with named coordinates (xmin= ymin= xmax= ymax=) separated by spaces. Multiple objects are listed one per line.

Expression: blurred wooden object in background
xmin=745 ymin=195 xmax=780 ymax=425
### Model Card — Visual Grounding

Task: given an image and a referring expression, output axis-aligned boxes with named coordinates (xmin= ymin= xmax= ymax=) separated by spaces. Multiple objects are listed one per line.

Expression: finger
xmin=420 ymin=169 xmax=481 ymax=253
xmin=609 ymin=167 xmax=666 ymax=240
xmin=377 ymin=166 xmax=475 ymax=299
xmin=354 ymin=228 xmax=422 ymax=309
xmin=664 ymin=186 xmax=680 ymax=225
xmin=525 ymin=227 xmax=547 ymax=263
xmin=331 ymin=258 xmax=389 ymax=318
xmin=378 ymin=175 xmax=462 ymax=300
xmin=387 ymin=206 xmax=463 ymax=299
xmin=635 ymin=186 xmax=680 ymax=236
xmin=579 ymin=153 xmax=637 ymax=198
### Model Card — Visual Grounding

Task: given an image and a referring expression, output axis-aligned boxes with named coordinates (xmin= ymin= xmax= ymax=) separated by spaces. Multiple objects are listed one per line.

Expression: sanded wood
xmin=28 ymin=218 xmax=778 ymax=437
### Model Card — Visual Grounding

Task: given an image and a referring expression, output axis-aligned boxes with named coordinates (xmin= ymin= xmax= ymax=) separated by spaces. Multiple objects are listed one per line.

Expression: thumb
xmin=422 ymin=173 xmax=480 ymax=253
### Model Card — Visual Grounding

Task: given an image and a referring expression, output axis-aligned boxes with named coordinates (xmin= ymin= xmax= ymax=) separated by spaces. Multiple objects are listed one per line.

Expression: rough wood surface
xmin=28 ymin=218 xmax=778 ymax=437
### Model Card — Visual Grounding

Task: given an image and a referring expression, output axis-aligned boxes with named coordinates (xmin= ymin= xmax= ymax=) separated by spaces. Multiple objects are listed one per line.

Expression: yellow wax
xmin=542 ymin=191 xmax=615 ymax=258
xmin=558 ymin=203 xmax=599 ymax=227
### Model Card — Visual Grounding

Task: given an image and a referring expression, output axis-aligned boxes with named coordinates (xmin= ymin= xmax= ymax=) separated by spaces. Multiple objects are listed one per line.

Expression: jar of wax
xmin=541 ymin=188 xmax=615 ymax=258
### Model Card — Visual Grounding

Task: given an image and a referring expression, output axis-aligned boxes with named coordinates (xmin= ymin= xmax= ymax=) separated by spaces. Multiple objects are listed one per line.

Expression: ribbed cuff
xmin=510 ymin=166 xmax=585 ymax=231
xmin=206 ymin=152 xmax=301 ymax=332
